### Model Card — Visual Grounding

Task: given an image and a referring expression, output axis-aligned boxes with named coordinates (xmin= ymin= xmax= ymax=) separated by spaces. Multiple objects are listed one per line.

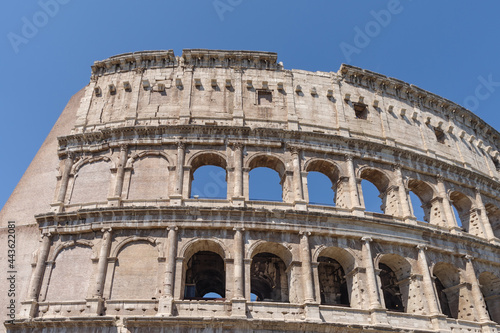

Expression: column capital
xmin=299 ymin=231 xmax=311 ymax=237
xmin=229 ymin=142 xmax=244 ymax=150
xmin=119 ymin=144 xmax=128 ymax=152
xmin=416 ymin=244 xmax=428 ymax=251
xmin=344 ymin=153 xmax=354 ymax=161
xmin=167 ymin=226 xmax=178 ymax=232
xmin=361 ymin=236 xmax=373 ymax=243
xmin=464 ymin=254 xmax=474 ymax=261
xmin=392 ymin=163 xmax=402 ymax=171
xmin=436 ymin=174 xmax=445 ymax=182
xmin=101 ymin=227 xmax=112 ymax=233
xmin=41 ymin=231 xmax=52 ymax=238
xmin=176 ymin=141 xmax=186 ymax=150
xmin=233 ymin=227 xmax=245 ymax=232
xmin=287 ymin=145 xmax=300 ymax=155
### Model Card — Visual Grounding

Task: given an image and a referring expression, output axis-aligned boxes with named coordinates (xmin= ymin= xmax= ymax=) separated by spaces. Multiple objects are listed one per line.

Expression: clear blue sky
xmin=1 ymin=1 xmax=500 ymax=215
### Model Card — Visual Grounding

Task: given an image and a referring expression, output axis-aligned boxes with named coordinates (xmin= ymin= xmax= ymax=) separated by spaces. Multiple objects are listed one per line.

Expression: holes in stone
xmin=258 ymin=90 xmax=272 ymax=105
xmin=434 ymin=127 xmax=446 ymax=143
xmin=353 ymin=102 xmax=368 ymax=119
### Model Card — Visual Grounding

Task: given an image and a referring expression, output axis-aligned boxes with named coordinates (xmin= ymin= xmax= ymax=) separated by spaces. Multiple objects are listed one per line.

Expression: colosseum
xmin=2 ymin=49 xmax=500 ymax=333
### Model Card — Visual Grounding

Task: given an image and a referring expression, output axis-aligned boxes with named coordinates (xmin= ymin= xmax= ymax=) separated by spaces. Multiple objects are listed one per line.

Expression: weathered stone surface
xmin=2 ymin=49 xmax=500 ymax=333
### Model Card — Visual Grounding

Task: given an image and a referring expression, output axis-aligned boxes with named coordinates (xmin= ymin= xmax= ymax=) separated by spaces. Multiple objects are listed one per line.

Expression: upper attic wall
xmin=71 ymin=50 xmax=500 ymax=177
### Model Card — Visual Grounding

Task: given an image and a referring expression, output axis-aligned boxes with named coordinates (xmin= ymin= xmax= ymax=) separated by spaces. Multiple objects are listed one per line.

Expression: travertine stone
xmin=2 ymin=49 xmax=500 ymax=333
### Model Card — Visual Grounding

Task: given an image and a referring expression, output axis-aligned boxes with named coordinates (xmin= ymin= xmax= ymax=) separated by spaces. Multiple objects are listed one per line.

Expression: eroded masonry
xmin=2 ymin=49 xmax=500 ymax=333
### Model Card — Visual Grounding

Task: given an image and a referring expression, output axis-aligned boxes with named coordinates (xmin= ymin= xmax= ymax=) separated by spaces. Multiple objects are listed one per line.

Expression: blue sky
xmin=1 ymin=1 xmax=500 ymax=217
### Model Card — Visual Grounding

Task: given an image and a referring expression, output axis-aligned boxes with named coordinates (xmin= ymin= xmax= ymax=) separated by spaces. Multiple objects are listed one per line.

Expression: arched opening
xmin=305 ymin=160 xmax=340 ymax=206
xmin=485 ymin=203 xmax=500 ymax=239
xmin=307 ymin=172 xmax=335 ymax=206
xmin=449 ymin=191 xmax=474 ymax=232
xmin=248 ymin=155 xmax=286 ymax=202
xmin=409 ymin=191 xmax=426 ymax=221
xmin=361 ymin=180 xmax=384 ymax=213
xmin=189 ymin=153 xmax=227 ymax=199
xmin=434 ymin=276 xmax=452 ymax=318
xmin=249 ymin=167 xmax=282 ymax=201
xmin=433 ymin=262 xmax=461 ymax=319
xmin=407 ymin=179 xmax=436 ymax=223
xmin=479 ymin=272 xmax=500 ymax=323
xmin=379 ymin=263 xmax=404 ymax=312
xmin=251 ymin=252 xmax=289 ymax=302
xmin=318 ymin=256 xmax=349 ymax=306
xmin=184 ymin=251 xmax=225 ymax=300
xmin=360 ymin=168 xmax=390 ymax=214
xmin=190 ymin=165 xmax=227 ymax=199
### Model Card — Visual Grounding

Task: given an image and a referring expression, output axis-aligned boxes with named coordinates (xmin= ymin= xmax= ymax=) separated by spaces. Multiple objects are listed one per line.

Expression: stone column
xmin=393 ymin=164 xmax=414 ymax=222
xmin=171 ymin=142 xmax=185 ymax=205
xmin=56 ymin=155 xmax=74 ymax=203
xmin=232 ymin=143 xmax=245 ymax=207
xmin=159 ymin=226 xmax=178 ymax=316
xmin=474 ymin=188 xmax=496 ymax=241
xmin=232 ymin=227 xmax=246 ymax=318
xmin=93 ymin=228 xmax=112 ymax=297
xmin=233 ymin=228 xmax=245 ymax=299
xmin=361 ymin=237 xmax=382 ymax=309
xmin=164 ymin=226 xmax=178 ymax=298
xmin=416 ymin=245 xmax=441 ymax=316
xmin=113 ymin=145 xmax=128 ymax=198
xmin=436 ymin=175 xmax=459 ymax=231
xmin=290 ymin=147 xmax=305 ymax=206
xmin=88 ymin=228 xmax=112 ymax=315
xmin=464 ymin=255 xmax=491 ymax=322
xmin=345 ymin=154 xmax=362 ymax=211
xmin=300 ymin=232 xmax=315 ymax=303
xmin=21 ymin=232 xmax=51 ymax=318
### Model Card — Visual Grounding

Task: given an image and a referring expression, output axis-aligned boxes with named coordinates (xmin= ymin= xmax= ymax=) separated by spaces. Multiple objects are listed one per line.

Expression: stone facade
xmin=2 ymin=49 xmax=500 ymax=333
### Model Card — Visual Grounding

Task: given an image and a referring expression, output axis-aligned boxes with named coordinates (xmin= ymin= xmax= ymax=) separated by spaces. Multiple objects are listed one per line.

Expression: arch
xmin=127 ymin=153 xmax=170 ymax=200
xmin=179 ymin=238 xmax=230 ymax=261
xmin=111 ymin=236 xmax=158 ymax=258
xmin=71 ymin=156 xmax=114 ymax=174
xmin=305 ymin=159 xmax=341 ymax=206
xmin=304 ymin=159 xmax=341 ymax=185
xmin=49 ymin=239 xmax=95 ymax=262
xmin=248 ymin=240 xmax=293 ymax=267
xmin=45 ymin=244 xmax=94 ymax=302
xmin=359 ymin=167 xmax=394 ymax=214
xmin=358 ymin=167 xmax=391 ymax=193
xmin=376 ymin=253 xmax=413 ymax=313
xmin=247 ymin=154 xmax=287 ymax=202
xmin=478 ymin=271 xmax=500 ymax=323
xmin=449 ymin=191 xmax=475 ymax=232
xmin=187 ymin=152 xmax=228 ymax=199
xmin=316 ymin=246 xmax=355 ymax=307
xmin=315 ymin=246 xmax=356 ymax=273
xmin=126 ymin=150 xmax=172 ymax=168
xmin=69 ymin=158 xmax=112 ymax=204
xmin=432 ymin=262 xmax=461 ymax=319
xmin=407 ymin=179 xmax=438 ymax=223
xmin=251 ymin=252 xmax=289 ymax=302
xmin=184 ymin=251 xmax=225 ymax=299
xmin=110 ymin=240 xmax=160 ymax=300
xmin=246 ymin=153 xmax=286 ymax=177
xmin=485 ymin=203 xmax=500 ymax=239
xmin=188 ymin=151 xmax=228 ymax=173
